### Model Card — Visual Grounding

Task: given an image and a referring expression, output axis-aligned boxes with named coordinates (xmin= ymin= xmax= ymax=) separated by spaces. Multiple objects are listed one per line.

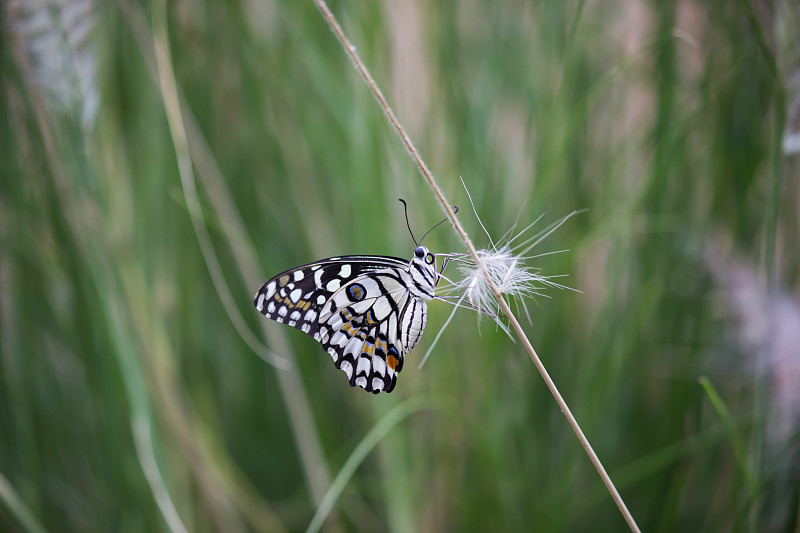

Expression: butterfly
xmin=254 ymin=245 xmax=444 ymax=394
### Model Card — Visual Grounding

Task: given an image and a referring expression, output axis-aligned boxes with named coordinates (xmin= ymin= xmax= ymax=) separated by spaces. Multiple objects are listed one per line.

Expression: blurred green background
xmin=2 ymin=0 xmax=799 ymax=531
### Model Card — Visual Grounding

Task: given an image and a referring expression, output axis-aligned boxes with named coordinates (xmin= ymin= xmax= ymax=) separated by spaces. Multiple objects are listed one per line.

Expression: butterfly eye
xmin=425 ymin=253 xmax=435 ymax=265
xmin=414 ymin=246 xmax=425 ymax=258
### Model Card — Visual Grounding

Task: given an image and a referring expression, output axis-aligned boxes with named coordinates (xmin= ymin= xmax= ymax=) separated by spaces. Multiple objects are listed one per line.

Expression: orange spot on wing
xmin=387 ymin=355 xmax=400 ymax=370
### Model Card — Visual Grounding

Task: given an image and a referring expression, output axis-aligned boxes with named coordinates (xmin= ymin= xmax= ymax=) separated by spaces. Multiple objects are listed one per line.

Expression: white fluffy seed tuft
xmin=419 ymin=179 xmax=581 ymax=367
xmin=439 ymin=243 xmax=575 ymax=337
xmin=435 ymin=179 xmax=582 ymax=337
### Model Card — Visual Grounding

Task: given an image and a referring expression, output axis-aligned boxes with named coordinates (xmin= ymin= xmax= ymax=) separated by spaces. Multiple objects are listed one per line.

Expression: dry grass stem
xmin=313 ymin=1 xmax=641 ymax=531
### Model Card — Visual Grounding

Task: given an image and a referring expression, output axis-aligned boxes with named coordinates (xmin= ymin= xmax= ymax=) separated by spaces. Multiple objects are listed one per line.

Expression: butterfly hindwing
xmin=317 ymin=271 xmax=415 ymax=393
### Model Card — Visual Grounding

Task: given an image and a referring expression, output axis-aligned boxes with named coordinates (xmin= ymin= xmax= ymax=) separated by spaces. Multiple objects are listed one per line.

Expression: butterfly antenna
xmin=419 ymin=206 xmax=459 ymax=244
xmin=398 ymin=199 xmax=418 ymax=246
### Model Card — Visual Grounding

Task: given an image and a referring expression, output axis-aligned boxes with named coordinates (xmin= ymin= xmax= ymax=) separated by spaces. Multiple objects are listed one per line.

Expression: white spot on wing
xmin=326 ymin=279 xmax=341 ymax=292
xmin=371 ymin=378 xmax=383 ymax=391
xmin=256 ymin=294 xmax=265 ymax=311
xmin=340 ymin=360 xmax=353 ymax=379
xmin=316 ymin=294 xmax=326 ymax=305
xmin=289 ymin=288 xmax=302 ymax=303
xmin=267 ymin=301 xmax=276 ymax=313
xmin=278 ymin=306 xmax=287 ymax=317
xmin=293 ymin=270 xmax=304 ymax=282
xmin=330 ymin=331 xmax=347 ymax=347
xmin=265 ymin=281 xmax=276 ymax=299
xmin=304 ymin=309 xmax=318 ymax=322
xmin=372 ymin=355 xmax=386 ymax=376
xmin=314 ymin=268 xmax=324 ymax=289
xmin=338 ymin=264 xmax=351 ymax=278
xmin=355 ymin=376 xmax=367 ymax=389
xmin=301 ymin=324 xmax=310 ymax=333
xmin=327 ymin=347 xmax=338 ymax=362
xmin=356 ymin=356 xmax=370 ymax=376
xmin=290 ymin=311 xmax=301 ymax=320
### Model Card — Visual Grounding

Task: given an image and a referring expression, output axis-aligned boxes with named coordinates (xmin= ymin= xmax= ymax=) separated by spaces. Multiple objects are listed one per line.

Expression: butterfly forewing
xmin=254 ymin=256 xmax=403 ymax=332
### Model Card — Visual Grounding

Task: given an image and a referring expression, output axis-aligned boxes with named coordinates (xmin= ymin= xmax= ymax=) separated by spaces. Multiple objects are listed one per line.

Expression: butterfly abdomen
xmin=399 ymin=298 xmax=428 ymax=353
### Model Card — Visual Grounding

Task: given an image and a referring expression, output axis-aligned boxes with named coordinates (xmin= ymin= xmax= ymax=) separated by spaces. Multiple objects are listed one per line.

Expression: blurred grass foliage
xmin=2 ymin=0 xmax=799 ymax=532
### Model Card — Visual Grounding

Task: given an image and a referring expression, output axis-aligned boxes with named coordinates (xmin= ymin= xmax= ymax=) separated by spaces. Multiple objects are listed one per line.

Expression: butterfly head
xmin=408 ymin=245 xmax=438 ymax=300
xmin=414 ymin=245 xmax=434 ymax=261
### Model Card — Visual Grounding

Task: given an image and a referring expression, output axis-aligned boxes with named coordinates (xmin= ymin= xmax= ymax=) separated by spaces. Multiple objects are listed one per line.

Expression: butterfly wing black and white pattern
xmin=315 ymin=268 xmax=427 ymax=393
xmin=253 ymin=255 xmax=405 ymax=335
xmin=254 ymin=248 xmax=438 ymax=394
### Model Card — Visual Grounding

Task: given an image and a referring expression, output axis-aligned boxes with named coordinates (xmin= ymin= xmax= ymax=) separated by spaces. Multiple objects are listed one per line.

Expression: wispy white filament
xmin=433 ymin=196 xmax=581 ymax=338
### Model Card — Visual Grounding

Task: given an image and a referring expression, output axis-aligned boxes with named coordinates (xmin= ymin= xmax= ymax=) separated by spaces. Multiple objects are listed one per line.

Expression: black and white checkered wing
xmin=315 ymin=269 xmax=426 ymax=393
xmin=254 ymin=256 xmax=416 ymax=394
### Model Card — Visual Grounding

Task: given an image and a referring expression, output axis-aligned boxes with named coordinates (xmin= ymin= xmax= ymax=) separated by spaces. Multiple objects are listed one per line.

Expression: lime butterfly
xmin=254 ymin=245 xmax=443 ymax=394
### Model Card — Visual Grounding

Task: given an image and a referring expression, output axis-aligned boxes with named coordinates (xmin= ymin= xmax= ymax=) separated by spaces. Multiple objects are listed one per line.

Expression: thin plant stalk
xmin=699 ymin=376 xmax=756 ymax=494
xmin=12 ymin=32 xmax=193 ymax=531
xmin=0 ymin=471 xmax=48 ymax=533
xmin=305 ymin=396 xmax=431 ymax=533
xmin=148 ymin=0 xmax=336 ymax=528
xmin=312 ymin=2 xmax=641 ymax=531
